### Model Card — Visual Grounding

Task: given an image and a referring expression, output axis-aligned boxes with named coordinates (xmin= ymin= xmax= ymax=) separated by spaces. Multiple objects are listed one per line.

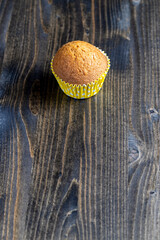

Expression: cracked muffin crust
xmin=52 ymin=41 xmax=109 ymax=85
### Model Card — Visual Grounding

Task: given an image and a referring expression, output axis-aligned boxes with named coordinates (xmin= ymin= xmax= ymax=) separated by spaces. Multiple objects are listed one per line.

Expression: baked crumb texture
xmin=52 ymin=41 xmax=108 ymax=85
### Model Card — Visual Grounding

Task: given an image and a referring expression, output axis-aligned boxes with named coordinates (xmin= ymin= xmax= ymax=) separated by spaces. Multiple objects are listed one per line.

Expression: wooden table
xmin=0 ymin=0 xmax=160 ymax=239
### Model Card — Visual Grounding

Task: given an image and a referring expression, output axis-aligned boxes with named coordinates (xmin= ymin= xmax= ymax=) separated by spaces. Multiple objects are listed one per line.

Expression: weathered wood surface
xmin=0 ymin=0 xmax=159 ymax=239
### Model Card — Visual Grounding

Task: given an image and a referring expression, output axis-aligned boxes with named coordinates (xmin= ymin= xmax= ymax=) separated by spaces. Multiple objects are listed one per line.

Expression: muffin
xmin=51 ymin=41 xmax=110 ymax=99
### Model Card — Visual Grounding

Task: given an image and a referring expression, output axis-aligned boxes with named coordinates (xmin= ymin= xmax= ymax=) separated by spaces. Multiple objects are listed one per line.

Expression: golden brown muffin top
xmin=52 ymin=41 xmax=109 ymax=85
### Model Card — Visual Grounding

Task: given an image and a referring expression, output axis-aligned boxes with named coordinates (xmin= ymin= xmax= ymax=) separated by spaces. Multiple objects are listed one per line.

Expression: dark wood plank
xmin=2 ymin=0 xmax=128 ymax=239
xmin=0 ymin=0 xmax=159 ymax=239
xmin=128 ymin=0 xmax=160 ymax=239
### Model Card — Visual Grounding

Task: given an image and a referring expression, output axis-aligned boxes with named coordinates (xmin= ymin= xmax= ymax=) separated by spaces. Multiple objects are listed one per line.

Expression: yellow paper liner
xmin=51 ymin=48 xmax=110 ymax=99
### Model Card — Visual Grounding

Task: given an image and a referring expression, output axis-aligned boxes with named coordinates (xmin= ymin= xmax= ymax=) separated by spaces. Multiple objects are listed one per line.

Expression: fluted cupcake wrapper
xmin=51 ymin=48 xmax=110 ymax=99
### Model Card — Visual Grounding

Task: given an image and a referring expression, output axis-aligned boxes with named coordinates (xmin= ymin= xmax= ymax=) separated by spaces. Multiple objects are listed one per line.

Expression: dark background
xmin=0 ymin=0 xmax=160 ymax=239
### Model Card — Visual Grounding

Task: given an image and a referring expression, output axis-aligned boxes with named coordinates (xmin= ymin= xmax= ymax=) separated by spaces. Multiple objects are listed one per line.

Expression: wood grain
xmin=128 ymin=0 xmax=160 ymax=239
xmin=0 ymin=0 xmax=159 ymax=239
